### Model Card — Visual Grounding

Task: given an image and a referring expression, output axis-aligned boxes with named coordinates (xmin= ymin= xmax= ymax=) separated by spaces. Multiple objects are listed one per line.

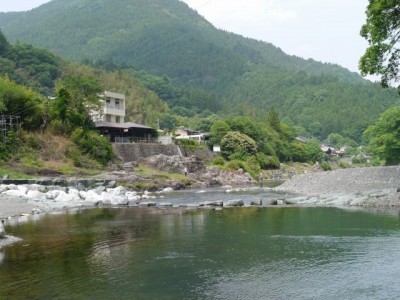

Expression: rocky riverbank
xmin=274 ymin=166 xmax=400 ymax=207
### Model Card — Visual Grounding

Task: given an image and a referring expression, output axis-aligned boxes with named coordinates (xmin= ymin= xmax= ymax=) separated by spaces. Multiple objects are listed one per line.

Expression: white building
xmin=91 ymin=91 xmax=126 ymax=124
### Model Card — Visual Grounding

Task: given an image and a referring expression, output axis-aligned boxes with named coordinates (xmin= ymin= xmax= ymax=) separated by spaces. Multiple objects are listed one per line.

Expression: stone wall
xmin=114 ymin=143 xmax=215 ymax=163
xmin=113 ymin=143 xmax=181 ymax=162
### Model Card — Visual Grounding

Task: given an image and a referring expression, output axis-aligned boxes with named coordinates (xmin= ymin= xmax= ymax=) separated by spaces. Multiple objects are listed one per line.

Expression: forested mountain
xmin=0 ymin=30 xmax=167 ymax=127
xmin=0 ymin=0 xmax=399 ymax=140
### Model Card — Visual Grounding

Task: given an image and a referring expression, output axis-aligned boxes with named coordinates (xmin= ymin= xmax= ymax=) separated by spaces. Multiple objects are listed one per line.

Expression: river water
xmin=1 ymin=189 xmax=400 ymax=299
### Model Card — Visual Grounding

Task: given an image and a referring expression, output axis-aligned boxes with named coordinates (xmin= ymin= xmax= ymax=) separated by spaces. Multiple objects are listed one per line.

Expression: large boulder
xmin=26 ymin=190 xmax=47 ymax=201
xmin=139 ymin=154 xmax=184 ymax=174
xmin=224 ymin=199 xmax=244 ymax=207
xmin=84 ymin=190 xmax=105 ymax=205
xmin=139 ymin=154 xmax=205 ymax=175
xmin=2 ymin=189 xmax=27 ymax=198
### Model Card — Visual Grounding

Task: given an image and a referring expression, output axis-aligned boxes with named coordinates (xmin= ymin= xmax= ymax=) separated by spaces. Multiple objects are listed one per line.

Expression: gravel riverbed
xmin=275 ymin=166 xmax=400 ymax=206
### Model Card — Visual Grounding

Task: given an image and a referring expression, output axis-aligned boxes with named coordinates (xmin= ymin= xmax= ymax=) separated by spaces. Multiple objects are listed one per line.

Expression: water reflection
xmin=1 ymin=206 xmax=400 ymax=299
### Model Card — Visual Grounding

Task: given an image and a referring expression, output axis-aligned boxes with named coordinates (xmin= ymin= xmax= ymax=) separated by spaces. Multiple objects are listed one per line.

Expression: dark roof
xmin=95 ymin=121 xmax=154 ymax=130
xmin=124 ymin=122 xmax=154 ymax=130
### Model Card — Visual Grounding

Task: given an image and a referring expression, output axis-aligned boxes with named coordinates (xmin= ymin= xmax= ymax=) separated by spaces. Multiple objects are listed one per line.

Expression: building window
xmin=116 ymin=116 xmax=120 ymax=123
xmin=115 ymin=100 xmax=120 ymax=109
xmin=106 ymin=115 xmax=111 ymax=122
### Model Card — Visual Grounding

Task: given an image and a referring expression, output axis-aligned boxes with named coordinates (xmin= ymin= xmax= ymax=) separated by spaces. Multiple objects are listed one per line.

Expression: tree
xmin=363 ymin=105 xmax=400 ymax=165
xmin=0 ymin=29 xmax=10 ymax=55
xmin=266 ymin=107 xmax=281 ymax=133
xmin=52 ymin=75 xmax=103 ymax=133
xmin=220 ymin=131 xmax=258 ymax=160
xmin=209 ymin=120 xmax=231 ymax=146
xmin=360 ymin=1 xmax=400 ymax=88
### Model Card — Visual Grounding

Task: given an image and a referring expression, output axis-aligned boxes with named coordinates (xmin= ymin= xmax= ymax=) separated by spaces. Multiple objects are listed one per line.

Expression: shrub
xmin=212 ymin=156 xmax=225 ymax=166
xmin=71 ymin=128 xmax=114 ymax=165
xmin=0 ymin=130 xmax=18 ymax=161
xmin=220 ymin=131 xmax=257 ymax=160
xmin=245 ymin=155 xmax=261 ymax=172
xmin=265 ymin=156 xmax=280 ymax=169
xmin=352 ymin=155 xmax=367 ymax=165
xmin=225 ymin=160 xmax=245 ymax=170
xmin=321 ymin=162 xmax=332 ymax=171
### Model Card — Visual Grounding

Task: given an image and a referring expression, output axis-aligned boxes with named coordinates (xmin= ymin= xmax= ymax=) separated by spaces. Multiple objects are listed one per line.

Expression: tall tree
xmin=0 ymin=29 xmax=10 ymax=55
xmin=363 ymin=105 xmax=400 ymax=165
xmin=360 ymin=0 xmax=400 ymax=88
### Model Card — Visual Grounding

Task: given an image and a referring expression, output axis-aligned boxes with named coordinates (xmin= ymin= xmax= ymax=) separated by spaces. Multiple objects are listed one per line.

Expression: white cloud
xmin=182 ymin=0 xmax=370 ymax=73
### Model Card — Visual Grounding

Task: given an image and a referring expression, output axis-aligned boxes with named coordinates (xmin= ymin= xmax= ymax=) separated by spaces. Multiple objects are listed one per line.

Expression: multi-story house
xmin=92 ymin=91 xmax=156 ymax=143
xmin=92 ymin=91 xmax=126 ymax=124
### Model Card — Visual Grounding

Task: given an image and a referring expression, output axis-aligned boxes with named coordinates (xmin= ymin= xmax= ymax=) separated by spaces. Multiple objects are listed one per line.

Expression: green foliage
xmin=304 ymin=141 xmax=324 ymax=162
xmin=321 ymin=162 xmax=332 ymax=171
xmin=225 ymin=160 xmax=245 ymax=171
xmin=0 ymin=31 xmax=61 ymax=95
xmin=211 ymin=156 xmax=225 ymax=166
xmin=266 ymin=107 xmax=281 ymax=133
xmin=363 ymin=105 xmax=400 ymax=165
xmin=0 ymin=76 xmax=44 ymax=130
xmin=70 ymin=128 xmax=114 ymax=166
xmin=226 ymin=116 xmax=263 ymax=141
xmin=257 ymin=153 xmax=280 ymax=169
xmin=352 ymin=155 xmax=368 ymax=165
xmin=0 ymin=130 xmax=18 ymax=161
xmin=360 ymin=0 xmax=400 ymax=88
xmin=1 ymin=0 xmax=399 ymax=141
xmin=220 ymin=131 xmax=258 ymax=160
xmin=209 ymin=120 xmax=231 ymax=146
xmin=0 ymin=29 xmax=10 ymax=55
xmin=51 ymin=75 xmax=100 ymax=134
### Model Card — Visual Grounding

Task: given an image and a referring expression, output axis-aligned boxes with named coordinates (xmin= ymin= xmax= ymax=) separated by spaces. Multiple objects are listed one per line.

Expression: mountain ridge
xmin=0 ymin=0 xmax=398 ymax=140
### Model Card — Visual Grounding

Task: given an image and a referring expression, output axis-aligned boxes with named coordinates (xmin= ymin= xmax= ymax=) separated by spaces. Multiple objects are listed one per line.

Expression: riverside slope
xmin=275 ymin=166 xmax=400 ymax=207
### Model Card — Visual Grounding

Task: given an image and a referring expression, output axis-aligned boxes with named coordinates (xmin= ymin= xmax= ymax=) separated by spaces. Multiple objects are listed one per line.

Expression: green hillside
xmin=0 ymin=0 xmax=399 ymax=140
xmin=0 ymin=30 xmax=167 ymax=127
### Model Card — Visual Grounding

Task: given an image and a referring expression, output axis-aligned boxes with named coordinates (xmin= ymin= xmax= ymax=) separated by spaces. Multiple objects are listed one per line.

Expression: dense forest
xmin=0 ymin=0 xmax=399 ymax=141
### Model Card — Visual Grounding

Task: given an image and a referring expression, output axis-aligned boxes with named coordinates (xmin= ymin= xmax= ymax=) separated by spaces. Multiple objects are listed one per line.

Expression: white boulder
xmin=2 ymin=189 xmax=27 ymax=198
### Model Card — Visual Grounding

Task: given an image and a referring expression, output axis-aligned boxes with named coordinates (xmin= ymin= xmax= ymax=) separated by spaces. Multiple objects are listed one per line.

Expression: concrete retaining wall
xmin=113 ymin=143 xmax=180 ymax=162
xmin=113 ymin=143 xmax=215 ymax=163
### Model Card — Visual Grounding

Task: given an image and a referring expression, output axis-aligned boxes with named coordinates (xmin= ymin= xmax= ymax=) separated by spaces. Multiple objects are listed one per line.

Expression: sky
xmin=0 ymin=0 xmax=371 ymax=75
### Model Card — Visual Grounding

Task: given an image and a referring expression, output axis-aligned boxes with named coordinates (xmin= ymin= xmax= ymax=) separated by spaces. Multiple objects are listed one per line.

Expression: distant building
xmin=175 ymin=126 xmax=201 ymax=137
xmin=91 ymin=91 xmax=156 ymax=143
xmin=91 ymin=91 xmax=126 ymax=124
xmin=295 ymin=136 xmax=309 ymax=143
xmin=175 ymin=126 xmax=205 ymax=143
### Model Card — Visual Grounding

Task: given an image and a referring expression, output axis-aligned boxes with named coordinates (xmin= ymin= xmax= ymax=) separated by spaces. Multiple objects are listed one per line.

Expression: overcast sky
xmin=0 ymin=0 xmax=370 ymax=75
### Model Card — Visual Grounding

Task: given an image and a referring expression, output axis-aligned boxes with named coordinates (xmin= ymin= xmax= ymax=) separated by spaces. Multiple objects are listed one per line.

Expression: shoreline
xmin=1 ymin=165 xmax=400 ymax=248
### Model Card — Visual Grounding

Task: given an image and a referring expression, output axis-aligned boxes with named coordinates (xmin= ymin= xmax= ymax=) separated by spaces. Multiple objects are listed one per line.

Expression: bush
xmin=0 ymin=130 xmax=18 ymax=161
xmin=321 ymin=162 xmax=332 ymax=171
xmin=267 ymin=156 xmax=280 ymax=169
xmin=220 ymin=131 xmax=257 ymax=160
xmin=71 ymin=128 xmax=114 ymax=165
xmin=225 ymin=160 xmax=245 ymax=171
xmin=212 ymin=156 xmax=225 ymax=166
xmin=245 ymin=155 xmax=261 ymax=172
xmin=352 ymin=155 xmax=367 ymax=165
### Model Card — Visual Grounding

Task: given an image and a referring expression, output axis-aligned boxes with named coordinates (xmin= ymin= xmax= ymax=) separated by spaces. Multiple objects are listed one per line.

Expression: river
xmin=1 ymin=189 xmax=400 ymax=299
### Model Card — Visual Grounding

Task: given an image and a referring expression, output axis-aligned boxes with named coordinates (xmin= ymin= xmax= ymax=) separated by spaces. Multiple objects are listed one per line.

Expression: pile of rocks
xmin=194 ymin=166 xmax=254 ymax=186
xmin=0 ymin=183 xmax=177 ymax=216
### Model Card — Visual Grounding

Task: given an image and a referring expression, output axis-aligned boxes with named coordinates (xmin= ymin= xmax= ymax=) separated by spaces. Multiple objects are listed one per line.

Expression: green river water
xmin=1 ymin=200 xmax=400 ymax=299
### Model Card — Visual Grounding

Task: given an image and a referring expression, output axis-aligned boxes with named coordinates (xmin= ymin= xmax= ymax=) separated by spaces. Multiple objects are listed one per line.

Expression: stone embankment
xmin=274 ymin=166 xmax=400 ymax=207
